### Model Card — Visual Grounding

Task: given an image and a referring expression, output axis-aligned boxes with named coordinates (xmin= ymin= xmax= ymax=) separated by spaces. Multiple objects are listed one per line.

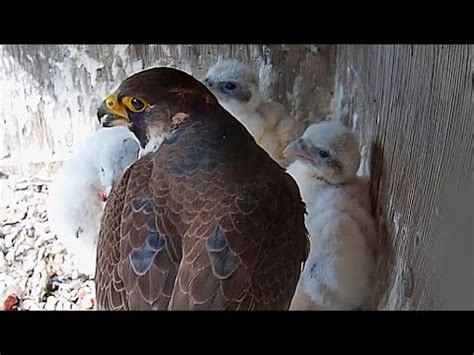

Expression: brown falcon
xmin=95 ymin=67 xmax=309 ymax=310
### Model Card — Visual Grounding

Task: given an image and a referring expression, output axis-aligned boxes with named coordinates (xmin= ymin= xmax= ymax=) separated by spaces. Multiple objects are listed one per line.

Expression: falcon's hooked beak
xmin=97 ymin=93 xmax=130 ymax=127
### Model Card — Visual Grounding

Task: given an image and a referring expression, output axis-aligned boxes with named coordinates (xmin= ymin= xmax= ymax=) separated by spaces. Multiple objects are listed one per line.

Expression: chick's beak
xmin=284 ymin=138 xmax=318 ymax=166
xmin=284 ymin=138 xmax=305 ymax=159
xmin=97 ymin=93 xmax=130 ymax=127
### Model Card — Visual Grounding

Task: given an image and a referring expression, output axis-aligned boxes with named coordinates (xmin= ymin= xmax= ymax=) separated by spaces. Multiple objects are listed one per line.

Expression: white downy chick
xmin=48 ymin=126 xmax=140 ymax=276
xmin=203 ymin=58 xmax=304 ymax=166
xmin=285 ymin=120 xmax=376 ymax=310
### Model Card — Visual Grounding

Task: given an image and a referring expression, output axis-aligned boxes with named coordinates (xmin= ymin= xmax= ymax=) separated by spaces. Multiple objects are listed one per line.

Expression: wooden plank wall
xmin=334 ymin=45 xmax=473 ymax=310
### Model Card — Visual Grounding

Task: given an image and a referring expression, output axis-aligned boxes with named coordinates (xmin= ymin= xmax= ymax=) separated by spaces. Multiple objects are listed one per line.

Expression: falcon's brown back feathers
xmin=95 ymin=67 xmax=309 ymax=310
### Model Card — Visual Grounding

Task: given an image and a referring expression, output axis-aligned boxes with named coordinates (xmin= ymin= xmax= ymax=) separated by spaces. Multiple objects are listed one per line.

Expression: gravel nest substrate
xmin=0 ymin=172 xmax=95 ymax=311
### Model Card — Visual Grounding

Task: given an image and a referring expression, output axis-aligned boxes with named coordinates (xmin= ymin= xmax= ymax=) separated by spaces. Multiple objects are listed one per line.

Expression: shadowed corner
xmin=367 ymin=140 xmax=395 ymax=310
xmin=437 ymin=180 xmax=474 ymax=310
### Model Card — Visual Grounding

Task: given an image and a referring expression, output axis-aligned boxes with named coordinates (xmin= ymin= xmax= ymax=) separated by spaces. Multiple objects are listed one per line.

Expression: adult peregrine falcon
xmin=95 ymin=67 xmax=309 ymax=310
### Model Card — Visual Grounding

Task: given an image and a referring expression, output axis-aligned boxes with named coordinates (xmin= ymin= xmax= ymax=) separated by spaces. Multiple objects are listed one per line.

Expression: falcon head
xmin=203 ymin=59 xmax=262 ymax=111
xmin=284 ymin=120 xmax=360 ymax=184
xmin=97 ymin=67 xmax=218 ymax=150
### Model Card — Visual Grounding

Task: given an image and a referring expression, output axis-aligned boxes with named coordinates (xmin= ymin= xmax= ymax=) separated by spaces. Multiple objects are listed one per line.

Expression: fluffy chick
xmin=285 ymin=120 xmax=376 ymax=310
xmin=203 ymin=58 xmax=304 ymax=166
xmin=48 ymin=126 xmax=140 ymax=276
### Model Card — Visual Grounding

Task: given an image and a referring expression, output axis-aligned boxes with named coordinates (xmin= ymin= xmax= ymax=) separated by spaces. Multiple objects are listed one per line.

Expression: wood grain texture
xmin=0 ymin=44 xmax=335 ymax=175
xmin=334 ymin=45 xmax=473 ymax=310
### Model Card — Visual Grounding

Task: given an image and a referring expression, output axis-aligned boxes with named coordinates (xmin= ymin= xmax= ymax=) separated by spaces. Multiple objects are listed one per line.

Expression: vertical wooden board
xmin=335 ymin=45 xmax=473 ymax=309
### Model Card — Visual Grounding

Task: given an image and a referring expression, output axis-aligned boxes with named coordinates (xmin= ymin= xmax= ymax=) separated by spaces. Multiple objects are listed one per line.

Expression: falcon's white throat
xmin=143 ymin=131 xmax=168 ymax=155
xmin=142 ymin=112 xmax=192 ymax=155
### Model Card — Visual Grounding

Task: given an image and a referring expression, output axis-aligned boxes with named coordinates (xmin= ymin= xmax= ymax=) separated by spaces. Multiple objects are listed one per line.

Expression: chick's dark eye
xmin=318 ymin=149 xmax=330 ymax=158
xmin=131 ymin=97 xmax=145 ymax=111
xmin=224 ymin=82 xmax=237 ymax=90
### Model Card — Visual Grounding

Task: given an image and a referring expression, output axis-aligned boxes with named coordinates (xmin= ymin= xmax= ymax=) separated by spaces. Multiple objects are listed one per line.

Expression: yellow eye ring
xmin=122 ymin=96 xmax=148 ymax=113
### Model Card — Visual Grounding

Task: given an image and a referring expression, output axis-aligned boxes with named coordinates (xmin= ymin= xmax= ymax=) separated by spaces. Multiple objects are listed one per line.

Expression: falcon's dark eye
xmin=318 ymin=149 xmax=330 ymax=158
xmin=130 ymin=97 xmax=145 ymax=111
xmin=123 ymin=96 xmax=147 ymax=113
xmin=224 ymin=82 xmax=237 ymax=91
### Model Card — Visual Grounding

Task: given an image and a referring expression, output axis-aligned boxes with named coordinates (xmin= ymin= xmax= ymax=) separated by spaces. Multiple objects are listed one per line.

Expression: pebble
xmin=5 ymin=250 xmax=15 ymax=263
xmin=5 ymin=233 xmax=17 ymax=249
xmin=22 ymin=256 xmax=37 ymax=273
xmin=33 ymin=184 xmax=44 ymax=193
xmin=30 ymin=302 xmax=46 ymax=310
xmin=15 ymin=244 xmax=26 ymax=256
xmin=26 ymin=226 xmax=36 ymax=238
xmin=15 ymin=181 xmax=29 ymax=191
xmin=53 ymin=253 xmax=65 ymax=265
xmin=56 ymin=300 xmax=73 ymax=310
xmin=1 ymin=224 xmax=12 ymax=236
xmin=45 ymin=295 xmax=58 ymax=310
xmin=75 ymin=290 xmax=95 ymax=310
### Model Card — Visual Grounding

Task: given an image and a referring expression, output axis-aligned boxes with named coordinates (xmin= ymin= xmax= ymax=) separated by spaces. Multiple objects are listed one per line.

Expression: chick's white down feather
xmin=203 ymin=59 xmax=304 ymax=166
xmin=286 ymin=121 xmax=376 ymax=310
xmin=48 ymin=126 xmax=140 ymax=276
